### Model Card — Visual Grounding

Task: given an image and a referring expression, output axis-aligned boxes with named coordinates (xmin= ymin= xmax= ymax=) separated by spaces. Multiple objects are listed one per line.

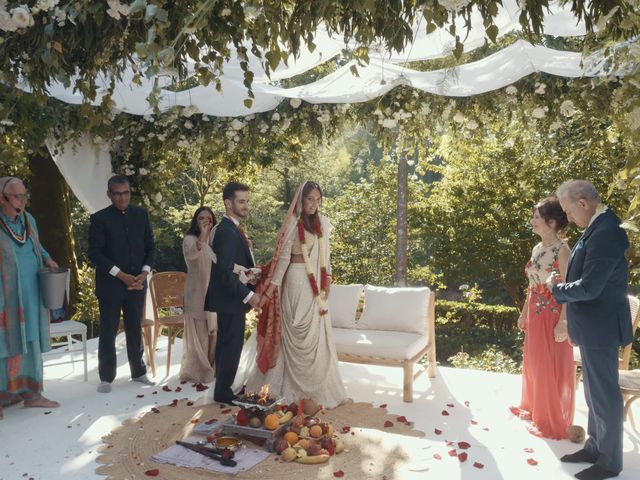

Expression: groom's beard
xmin=230 ymin=206 xmax=248 ymax=219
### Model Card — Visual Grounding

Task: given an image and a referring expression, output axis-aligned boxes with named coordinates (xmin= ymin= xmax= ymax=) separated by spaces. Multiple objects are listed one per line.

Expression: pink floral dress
xmin=510 ymin=240 xmax=575 ymax=439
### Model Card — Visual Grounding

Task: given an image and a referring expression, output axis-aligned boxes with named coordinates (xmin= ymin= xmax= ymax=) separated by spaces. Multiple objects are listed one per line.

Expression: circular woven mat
xmin=96 ymin=399 xmax=425 ymax=479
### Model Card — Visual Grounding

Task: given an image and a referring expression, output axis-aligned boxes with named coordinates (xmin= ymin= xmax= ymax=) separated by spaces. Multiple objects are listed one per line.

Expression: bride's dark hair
xmin=300 ymin=181 xmax=323 ymax=233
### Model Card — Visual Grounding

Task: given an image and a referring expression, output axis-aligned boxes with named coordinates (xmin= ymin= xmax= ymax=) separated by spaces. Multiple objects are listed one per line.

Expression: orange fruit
xmin=283 ymin=431 xmax=299 ymax=446
xmin=264 ymin=413 xmax=280 ymax=430
xmin=309 ymin=425 xmax=323 ymax=438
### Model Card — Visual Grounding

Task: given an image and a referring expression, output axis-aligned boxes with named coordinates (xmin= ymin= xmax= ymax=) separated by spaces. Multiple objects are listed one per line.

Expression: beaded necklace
xmin=0 ymin=212 xmax=29 ymax=246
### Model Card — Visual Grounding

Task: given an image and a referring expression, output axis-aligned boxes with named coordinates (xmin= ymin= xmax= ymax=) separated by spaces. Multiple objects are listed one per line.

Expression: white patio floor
xmin=1 ymin=334 xmax=639 ymax=480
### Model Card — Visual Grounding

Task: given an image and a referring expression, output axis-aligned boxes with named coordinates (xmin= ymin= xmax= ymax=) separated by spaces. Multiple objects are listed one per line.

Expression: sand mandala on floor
xmin=95 ymin=399 xmax=430 ymax=479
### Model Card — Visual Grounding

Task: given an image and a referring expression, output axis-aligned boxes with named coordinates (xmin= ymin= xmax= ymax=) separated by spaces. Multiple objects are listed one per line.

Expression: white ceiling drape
xmin=32 ymin=0 xmax=623 ymax=213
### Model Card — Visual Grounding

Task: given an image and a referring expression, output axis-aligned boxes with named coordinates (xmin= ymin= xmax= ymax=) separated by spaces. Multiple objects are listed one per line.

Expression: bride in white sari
xmin=236 ymin=181 xmax=346 ymax=408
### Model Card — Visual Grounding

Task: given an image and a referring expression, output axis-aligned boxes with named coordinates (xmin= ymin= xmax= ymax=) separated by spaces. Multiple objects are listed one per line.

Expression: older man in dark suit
xmin=205 ymin=182 xmax=261 ymax=404
xmin=88 ymin=175 xmax=156 ymax=393
xmin=548 ymin=180 xmax=633 ymax=480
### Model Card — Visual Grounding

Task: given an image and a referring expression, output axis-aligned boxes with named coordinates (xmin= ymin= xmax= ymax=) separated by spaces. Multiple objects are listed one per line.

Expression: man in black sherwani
xmin=88 ymin=175 xmax=156 ymax=393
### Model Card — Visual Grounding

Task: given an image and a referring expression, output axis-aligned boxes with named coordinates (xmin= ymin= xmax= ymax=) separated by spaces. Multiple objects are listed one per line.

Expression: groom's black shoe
xmin=561 ymin=449 xmax=598 ymax=464
xmin=574 ymin=465 xmax=618 ymax=480
xmin=214 ymin=394 xmax=238 ymax=406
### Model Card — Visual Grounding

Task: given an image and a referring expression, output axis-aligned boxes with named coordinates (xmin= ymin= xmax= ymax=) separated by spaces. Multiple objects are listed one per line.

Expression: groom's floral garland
xmin=297 ymin=218 xmax=329 ymax=316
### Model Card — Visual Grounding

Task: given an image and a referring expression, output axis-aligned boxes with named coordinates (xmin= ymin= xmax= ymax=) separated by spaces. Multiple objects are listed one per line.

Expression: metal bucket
xmin=39 ymin=267 xmax=69 ymax=309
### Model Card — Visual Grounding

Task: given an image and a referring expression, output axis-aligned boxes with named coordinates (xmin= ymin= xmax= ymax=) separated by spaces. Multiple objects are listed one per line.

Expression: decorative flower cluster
xmin=0 ymin=0 xmax=65 ymax=32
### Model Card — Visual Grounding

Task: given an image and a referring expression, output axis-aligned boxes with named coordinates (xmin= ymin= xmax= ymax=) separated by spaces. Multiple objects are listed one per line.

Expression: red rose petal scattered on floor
xmin=434 ymin=428 xmax=442 ymax=435
xmin=396 ymin=416 xmax=408 ymax=423
xmin=473 ymin=462 xmax=484 ymax=469
xmin=458 ymin=441 xmax=471 ymax=450
xmin=441 ymin=410 xmax=450 ymax=416
xmin=464 ymin=401 xmax=470 ymax=407
xmin=221 ymin=408 xmax=232 ymax=414
xmin=144 ymin=469 xmax=160 ymax=476
xmin=448 ymin=449 xmax=457 ymax=457
xmin=205 ymin=418 xmax=218 ymax=425
xmin=446 ymin=403 xmax=454 ymax=408
xmin=379 ymin=404 xmax=387 ymax=409
xmin=136 ymin=394 xmax=144 ymax=398
xmin=152 ymin=391 xmax=158 ymax=395
xmin=384 ymin=421 xmax=394 ymax=427
xmin=341 ymin=426 xmax=351 ymax=433
xmin=458 ymin=452 xmax=468 ymax=462
xmin=470 ymin=420 xmax=478 ymax=425
xmin=175 ymin=387 xmax=182 ymax=392
xmin=333 ymin=470 xmax=345 ymax=478
xmin=523 ymin=448 xmax=534 ymax=453
xmin=190 ymin=419 xmax=199 ymax=424
xmin=194 ymin=383 xmax=208 ymax=391
xmin=186 ymin=401 xmax=194 ymax=406
xmin=180 ymin=380 xmax=187 ymax=385
xmin=162 ymin=386 xmax=172 ymax=392
xmin=527 ymin=458 xmax=538 ymax=466
xmin=445 ymin=440 xmax=454 ymax=446
xmin=169 ymin=399 xmax=178 ymax=407
xmin=433 ymin=453 xmax=442 ymax=460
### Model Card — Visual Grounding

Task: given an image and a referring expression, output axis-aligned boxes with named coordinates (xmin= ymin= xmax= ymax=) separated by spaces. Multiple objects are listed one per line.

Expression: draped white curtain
xmin=36 ymin=0 xmax=622 ymax=212
xmin=24 ymin=0 xmax=601 ymax=118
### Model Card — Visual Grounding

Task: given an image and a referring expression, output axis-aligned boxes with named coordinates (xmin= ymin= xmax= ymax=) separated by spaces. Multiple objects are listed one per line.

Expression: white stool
xmin=45 ymin=320 xmax=88 ymax=381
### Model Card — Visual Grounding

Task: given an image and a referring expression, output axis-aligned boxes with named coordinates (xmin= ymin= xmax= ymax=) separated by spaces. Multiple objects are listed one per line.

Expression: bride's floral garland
xmin=297 ymin=217 xmax=329 ymax=316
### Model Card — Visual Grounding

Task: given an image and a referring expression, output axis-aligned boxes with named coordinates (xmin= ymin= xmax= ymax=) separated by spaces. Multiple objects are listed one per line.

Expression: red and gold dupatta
xmin=254 ymin=183 xmax=306 ymax=374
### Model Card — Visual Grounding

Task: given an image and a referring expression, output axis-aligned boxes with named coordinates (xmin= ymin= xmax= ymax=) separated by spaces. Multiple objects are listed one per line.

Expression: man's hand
xmin=258 ymin=295 xmax=270 ymax=308
xmin=545 ymin=272 xmax=561 ymax=292
xmin=248 ymin=293 xmax=262 ymax=310
xmin=128 ymin=271 xmax=148 ymax=290
xmin=116 ymin=271 xmax=137 ymax=287
xmin=45 ymin=258 xmax=59 ymax=269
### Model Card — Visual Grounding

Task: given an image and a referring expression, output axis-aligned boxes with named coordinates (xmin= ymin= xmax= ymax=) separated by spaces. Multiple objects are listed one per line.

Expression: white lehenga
xmin=240 ymin=215 xmax=346 ymax=408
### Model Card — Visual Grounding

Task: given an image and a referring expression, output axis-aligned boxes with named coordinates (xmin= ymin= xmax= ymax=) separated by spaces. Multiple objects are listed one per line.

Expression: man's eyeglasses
xmin=109 ymin=190 xmax=131 ymax=197
xmin=6 ymin=193 xmax=29 ymax=201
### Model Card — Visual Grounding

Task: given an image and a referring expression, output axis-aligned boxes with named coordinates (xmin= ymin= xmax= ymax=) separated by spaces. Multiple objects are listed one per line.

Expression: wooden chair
xmin=619 ymin=369 xmax=640 ymax=430
xmin=148 ymin=271 xmax=186 ymax=377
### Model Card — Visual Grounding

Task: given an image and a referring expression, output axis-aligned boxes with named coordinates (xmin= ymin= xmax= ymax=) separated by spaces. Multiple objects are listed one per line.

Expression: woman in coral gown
xmin=510 ymin=196 xmax=575 ymax=439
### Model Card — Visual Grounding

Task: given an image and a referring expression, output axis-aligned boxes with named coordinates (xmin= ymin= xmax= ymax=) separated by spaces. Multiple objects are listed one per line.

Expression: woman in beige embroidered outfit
xmin=179 ymin=207 xmax=217 ymax=384
xmin=245 ymin=181 xmax=346 ymax=408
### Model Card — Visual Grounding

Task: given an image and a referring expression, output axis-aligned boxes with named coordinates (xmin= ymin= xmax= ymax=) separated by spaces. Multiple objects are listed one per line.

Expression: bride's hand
xmin=324 ymin=282 xmax=330 ymax=300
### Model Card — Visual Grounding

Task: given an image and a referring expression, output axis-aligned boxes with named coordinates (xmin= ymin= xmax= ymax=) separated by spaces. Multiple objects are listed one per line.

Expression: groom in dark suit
xmin=88 ymin=175 xmax=156 ymax=393
xmin=548 ymin=180 xmax=632 ymax=480
xmin=205 ymin=182 xmax=261 ymax=404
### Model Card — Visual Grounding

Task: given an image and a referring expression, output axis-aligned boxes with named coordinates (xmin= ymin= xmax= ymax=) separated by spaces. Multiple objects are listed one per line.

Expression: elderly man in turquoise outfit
xmin=0 ymin=176 xmax=60 ymax=420
xmin=548 ymin=180 xmax=632 ymax=480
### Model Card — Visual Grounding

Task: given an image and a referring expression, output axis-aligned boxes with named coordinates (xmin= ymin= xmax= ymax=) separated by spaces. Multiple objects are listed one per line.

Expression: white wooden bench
xmin=329 ymin=284 xmax=437 ymax=402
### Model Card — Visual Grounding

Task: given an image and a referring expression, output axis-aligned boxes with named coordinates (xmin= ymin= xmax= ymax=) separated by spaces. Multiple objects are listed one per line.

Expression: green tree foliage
xmin=2 ymin=0 xmax=628 ymax=107
xmin=416 ymin=76 xmax=630 ymax=304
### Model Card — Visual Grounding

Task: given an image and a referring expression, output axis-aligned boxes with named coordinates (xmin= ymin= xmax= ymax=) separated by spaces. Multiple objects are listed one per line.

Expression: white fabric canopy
xmin=271 ymin=40 xmax=610 ymax=103
xmin=18 ymin=0 xmax=598 ymax=117
xmin=34 ymin=0 xmax=621 ymax=213
xmin=46 ymin=135 xmax=112 ymax=214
